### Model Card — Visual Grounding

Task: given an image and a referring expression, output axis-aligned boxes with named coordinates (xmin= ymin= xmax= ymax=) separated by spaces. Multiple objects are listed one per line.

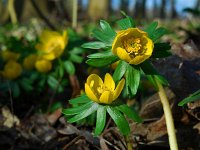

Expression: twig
xmin=62 ymin=135 xmax=84 ymax=150
xmin=30 ymin=0 xmax=56 ymax=30
xmin=155 ymin=77 xmax=178 ymax=150
xmin=7 ymin=0 xmax=17 ymax=24
xmin=72 ymin=0 xmax=78 ymax=28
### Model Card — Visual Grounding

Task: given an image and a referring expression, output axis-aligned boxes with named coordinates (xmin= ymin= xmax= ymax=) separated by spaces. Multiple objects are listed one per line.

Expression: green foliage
xmin=113 ymin=60 xmax=128 ymax=82
xmin=125 ymin=65 xmax=140 ymax=97
xmin=178 ymin=89 xmax=200 ymax=106
xmin=117 ymin=16 xmax=136 ymax=29
xmin=63 ymin=15 xmax=171 ymax=137
xmin=144 ymin=21 xmax=168 ymax=42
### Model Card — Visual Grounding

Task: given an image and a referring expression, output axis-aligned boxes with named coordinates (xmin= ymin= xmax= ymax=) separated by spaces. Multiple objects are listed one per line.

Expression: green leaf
xmin=49 ymin=102 xmax=62 ymax=112
xmin=19 ymin=78 xmax=33 ymax=91
xmin=87 ymin=50 xmax=113 ymax=59
xmin=63 ymin=60 xmax=75 ymax=75
xmin=113 ymin=60 xmax=128 ymax=82
xmin=62 ymin=101 xmax=93 ymax=116
xmin=69 ymin=53 xmax=83 ymax=63
xmin=68 ymin=102 xmax=99 ymax=123
xmin=178 ymin=90 xmax=200 ymax=106
xmin=117 ymin=16 xmax=136 ymax=29
xmin=58 ymin=66 xmax=64 ymax=78
xmin=126 ymin=65 xmax=140 ymax=96
xmin=100 ymin=20 xmax=116 ymax=39
xmin=107 ymin=106 xmax=130 ymax=135
xmin=47 ymin=76 xmax=59 ymax=89
xmin=144 ymin=22 xmax=168 ymax=41
xmin=154 ymin=75 xmax=169 ymax=86
xmin=116 ymin=104 xmax=143 ymax=123
xmin=82 ymin=41 xmax=107 ymax=49
xmin=92 ymin=29 xmax=112 ymax=44
xmin=12 ymin=82 xmax=20 ymax=97
xmin=144 ymin=22 xmax=158 ymax=37
xmin=69 ymin=94 xmax=90 ymax=104
xmin=151 ymin=27 xmax=168 ymax=41
xmin=70 ymin=47 xmax=84 ymax=54
xmin=95 ymin=106 xmax=107 ymax=135
xmin=140 ymin=60 xmax=159 ymax=75
xmin=86 ymin=56 xmax=118 ymax=67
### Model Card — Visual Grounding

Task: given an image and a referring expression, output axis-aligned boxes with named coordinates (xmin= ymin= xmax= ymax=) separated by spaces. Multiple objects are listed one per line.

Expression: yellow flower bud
xmin=1 ymin=50 xmax=20 ymax=62
xmin=35 ymin=30 xmax=68 ymax=60
xmin=2 ymin=60 xmax=22 ymax=80
xmin=23 ymin=54 xmax=38 ymax=70
xmin=35 ymin=59 xmax=52 ymax=73
xmin=85 ymin=73 xmax=125 ymax=104
xmin=112 ymin=28 xmax=154 ymax=65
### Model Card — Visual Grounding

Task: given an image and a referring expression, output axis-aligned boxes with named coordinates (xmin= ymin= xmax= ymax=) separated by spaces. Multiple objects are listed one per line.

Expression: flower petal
xmin=116 ymin=47 xmax=131 ymax=63
xmin=104 ymin=73 xmax=115 ymax=91
xmin=129 ymin=55 xmax=150 ymax=65
xmin=113 ymin=78 xmax=125 ymax=100
xmin=144 ymin=37 xmax=154 ymax=55
xmin=99 ymin=91 xmax=113 ymax=104
xmin=85 ymin=83 xmax=99 ymax=103
xmin=87 ymin=74 xmax=103 ymax=92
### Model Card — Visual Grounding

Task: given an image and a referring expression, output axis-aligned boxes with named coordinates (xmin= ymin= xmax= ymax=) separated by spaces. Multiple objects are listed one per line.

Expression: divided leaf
xmin=95 ymin=106 xmax=107 ymax=135
xmin=117 ymin=16 xmax=136 ymax=29
xmin=126 ymin=65 xmax=140 ymax=96
xmin=116 ymin=104 xmax=143 ymax=123
xmin=107 ymin=106 xmax=130 ymax=135
xmin=62 ymin=101 xmax=93 ymax=116
xmin=68 ymin=102 xmax=99 ymax=123
xmin=69 ymin=94 xmax=90 ymax=105
xmin=82 ymin=41 xmax=108 ymax=49
xmin=113 ymin=60 xmax=128 ymax=82
xmin=86 ymin=55 xmax=118 ymax=67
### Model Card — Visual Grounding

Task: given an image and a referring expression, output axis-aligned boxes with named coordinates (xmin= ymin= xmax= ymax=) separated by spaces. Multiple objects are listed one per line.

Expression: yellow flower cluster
xmin=23 ymin=30 xmax=68 ymax=73
xmin=0 ymin=50 xmax=22 ymax=80
xmin=112 ymin=28 xmax=154 ymax=65
xmin=85 ymin=73 xmax=125 ymax=104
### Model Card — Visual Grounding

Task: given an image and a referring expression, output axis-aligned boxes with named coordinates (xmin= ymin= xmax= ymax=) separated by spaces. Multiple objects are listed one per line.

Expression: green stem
xmin=8 ymin=0 xmax=17 ymax=24
xmin=155 ymin=78 xmax=178 ymax=150
xmin=72 ymin=0 xmax=78 ymax=28
xmin=125 ymin=135 xmax=133 ymax=150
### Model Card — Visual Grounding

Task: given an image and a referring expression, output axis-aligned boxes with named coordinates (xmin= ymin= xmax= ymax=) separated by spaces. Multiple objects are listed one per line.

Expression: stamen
xmin=123 ymin=38 xmax=146 ymax=58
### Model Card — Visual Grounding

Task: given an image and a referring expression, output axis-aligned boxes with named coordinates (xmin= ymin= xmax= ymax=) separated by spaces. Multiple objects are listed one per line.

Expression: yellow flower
xmin=23 ymin=54 xmax=38 ymax=70
xmin=85 ymin=73 xmax=125 ymax=104
xmin=1 ymin=50 xmax=20 ymax=61
xmin=35 ymin=59 xmax=52 ymax=73
xmin=35 ymin=30 xmax=68 ymax=60
xmin=112 ymin=28 xmax=154 ymax=65
xmin=1 ymin=60 xmax=22 ymax=80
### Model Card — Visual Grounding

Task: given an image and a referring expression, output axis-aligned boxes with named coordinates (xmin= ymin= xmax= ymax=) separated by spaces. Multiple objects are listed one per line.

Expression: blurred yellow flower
xmin=85 ymin=73 xmax=125 ymax=104
xmin=1 ymin=60 xmax=22 ymax=80
xmin=1 ymin=50 xmax=20 ymax=61
xmin=23 ymin=54 xmax=38 ymax=70
xmin=112 ymin=28 xmax=154 ymax=65
xmin=35 ymin=30 xmax=68 ymax=60
xmin=35 ymin=59 xmax=52 ymax=73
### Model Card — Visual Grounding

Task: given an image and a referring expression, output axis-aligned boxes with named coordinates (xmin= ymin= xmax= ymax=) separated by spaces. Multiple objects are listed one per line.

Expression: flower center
xmin=123 ymin=38 xmax=145 ymax=58
xmin=97 ymin=84 xmax=112 ymax=94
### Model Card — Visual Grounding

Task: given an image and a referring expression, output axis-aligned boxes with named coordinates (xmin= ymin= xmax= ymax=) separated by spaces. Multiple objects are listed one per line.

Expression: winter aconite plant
xmin=63 ymin=15 xmax=178 ymax=150
xmin=0 ymin=26 xmax=84 ymax=98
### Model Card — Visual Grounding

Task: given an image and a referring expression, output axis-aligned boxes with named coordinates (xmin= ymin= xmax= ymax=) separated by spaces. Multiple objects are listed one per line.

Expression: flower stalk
xmin=155 ymin=78 xmax=178 ymax=150
xmin=7 ymin=0 xmax=17 ymax=24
